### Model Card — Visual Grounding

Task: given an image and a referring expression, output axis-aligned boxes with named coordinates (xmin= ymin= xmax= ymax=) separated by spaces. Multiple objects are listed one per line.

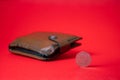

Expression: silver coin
xmin=76 ymin=51 xmax=92 ymax=67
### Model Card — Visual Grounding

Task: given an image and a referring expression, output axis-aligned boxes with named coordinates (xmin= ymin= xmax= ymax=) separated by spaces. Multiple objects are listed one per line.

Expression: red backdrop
xmin=0 ymin=0 xmax=120 ymax=80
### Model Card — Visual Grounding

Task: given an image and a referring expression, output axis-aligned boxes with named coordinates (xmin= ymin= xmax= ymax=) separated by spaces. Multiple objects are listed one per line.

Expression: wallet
xmin=9 ymin=32 xmax=82 ymax=60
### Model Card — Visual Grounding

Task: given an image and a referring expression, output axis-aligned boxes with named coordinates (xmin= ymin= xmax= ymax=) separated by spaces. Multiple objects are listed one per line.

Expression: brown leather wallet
xmin=9 ymin=32 xmax=82 ymax=60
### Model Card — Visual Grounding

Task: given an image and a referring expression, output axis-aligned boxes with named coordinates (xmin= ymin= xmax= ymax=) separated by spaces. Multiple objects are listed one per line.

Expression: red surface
xmin=0 ymin=0 xmax=120 ymax=80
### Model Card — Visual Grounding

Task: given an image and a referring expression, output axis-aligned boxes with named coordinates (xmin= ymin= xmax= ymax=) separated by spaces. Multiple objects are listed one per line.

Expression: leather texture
xmin=9 ymin=32 xmax=82 ymax=60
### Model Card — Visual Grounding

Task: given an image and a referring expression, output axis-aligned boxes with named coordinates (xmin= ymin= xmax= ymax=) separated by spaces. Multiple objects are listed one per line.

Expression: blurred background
xmin=0 ymin=0 xmax=120 ymax=80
